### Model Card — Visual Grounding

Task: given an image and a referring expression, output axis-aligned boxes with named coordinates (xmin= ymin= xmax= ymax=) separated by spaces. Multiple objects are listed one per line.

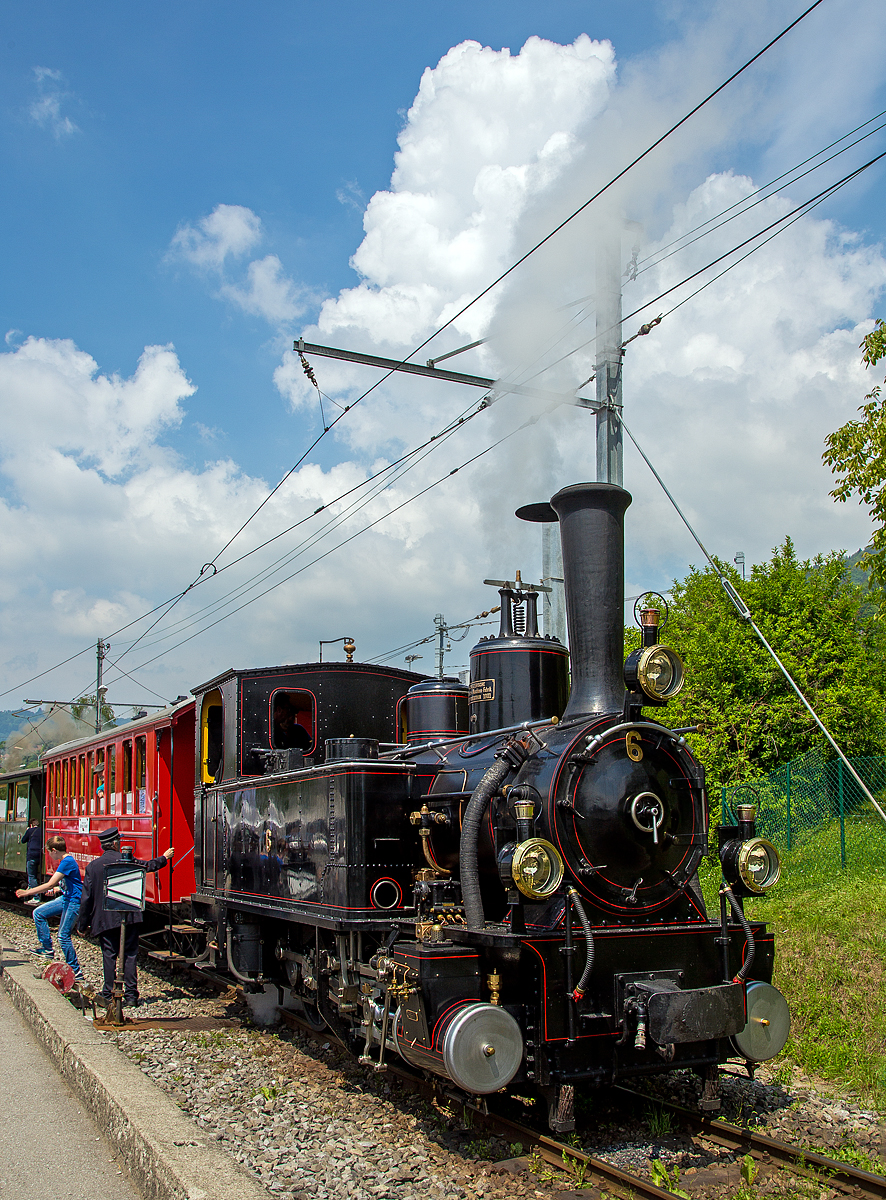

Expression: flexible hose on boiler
xmin=568 ymin=887 xmax=595 ymax=1000
xmin=722 ymin=884 xmax=756 ymax=982
xmin=460 ymin=757 xmax=516 ymax=931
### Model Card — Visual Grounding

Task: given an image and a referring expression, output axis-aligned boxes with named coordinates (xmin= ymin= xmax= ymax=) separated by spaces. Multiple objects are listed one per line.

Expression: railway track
xmin=272 ymin=993 xmax=886 ymax=1200
xmin=5 ymin=898 xmax=884 ymax=1200
xmin=614 ymin=1085 xmax=886 ymax=1199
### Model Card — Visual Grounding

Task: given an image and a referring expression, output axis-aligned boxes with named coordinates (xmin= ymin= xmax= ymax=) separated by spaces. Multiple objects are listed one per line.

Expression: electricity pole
xmin=434 ymin=614 xmax=447 ymax=678
xmin=595 ymin=235 xmax=623 ymax=485
xmin=95 ymin=638 xmax=110 ymax=734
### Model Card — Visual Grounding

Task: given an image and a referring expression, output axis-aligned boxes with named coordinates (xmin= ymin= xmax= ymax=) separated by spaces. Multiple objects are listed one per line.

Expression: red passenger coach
xmin=42 ymin=698 xmax=196 ymax=910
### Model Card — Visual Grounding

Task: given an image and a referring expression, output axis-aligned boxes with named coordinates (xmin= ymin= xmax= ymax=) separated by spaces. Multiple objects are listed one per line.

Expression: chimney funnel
xmin=517 ymin=482 xmax=631 ymax=720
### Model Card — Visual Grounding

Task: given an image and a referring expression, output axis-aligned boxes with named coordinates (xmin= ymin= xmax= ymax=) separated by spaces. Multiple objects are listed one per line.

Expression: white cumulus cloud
xmin=28 ymin=66 xmax=79 ymax=138
xmin=169 ymin=204 xmax=306 ymax=327
xmin=169 ymin=203 xmax=263 ymax=271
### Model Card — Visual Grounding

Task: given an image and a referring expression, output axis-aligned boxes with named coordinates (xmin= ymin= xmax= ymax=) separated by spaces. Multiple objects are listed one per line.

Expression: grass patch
xmin=752 ymin=830 xmax=886 ymax=1106
xmin=760 ymin=875 xmax=886 ymax=1105
xmin=699 ymin=815 xmax=886 ymax=1107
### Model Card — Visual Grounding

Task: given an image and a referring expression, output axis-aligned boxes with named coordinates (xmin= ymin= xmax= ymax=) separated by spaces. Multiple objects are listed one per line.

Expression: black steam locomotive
xmin=190 ymin=482 xmax=788 ymax=1130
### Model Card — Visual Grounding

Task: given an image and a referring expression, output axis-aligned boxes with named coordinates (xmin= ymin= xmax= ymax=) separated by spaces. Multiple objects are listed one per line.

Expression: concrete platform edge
xmin=1 ymin=942 xmax=269 ymax=1200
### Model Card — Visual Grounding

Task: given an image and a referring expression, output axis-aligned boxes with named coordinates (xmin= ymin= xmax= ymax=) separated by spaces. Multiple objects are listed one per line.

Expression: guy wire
xmin=619 ymin=413 xmax=886 ymax=830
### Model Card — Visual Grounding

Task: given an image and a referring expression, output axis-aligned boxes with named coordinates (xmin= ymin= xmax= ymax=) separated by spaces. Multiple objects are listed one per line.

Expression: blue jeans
xmin=26 ymin=860 xmax=40 ymax=891
xmin=33 ymin=897 xmax=81 ymax=971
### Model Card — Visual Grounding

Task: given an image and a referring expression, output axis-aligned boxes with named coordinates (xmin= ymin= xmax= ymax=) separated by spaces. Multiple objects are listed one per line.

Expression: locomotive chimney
xmin=517 ymin=482 xmax=632 ymax=720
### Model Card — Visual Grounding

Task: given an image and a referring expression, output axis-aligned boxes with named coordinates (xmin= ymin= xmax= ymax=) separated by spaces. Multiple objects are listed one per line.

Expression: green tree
xmin=71 ymin=694 xmax=116 ymax=728
xmin=823 ymin=318 xmax=886 ymax=585
xmin=628 ymin=540 xmax=886 ymax=793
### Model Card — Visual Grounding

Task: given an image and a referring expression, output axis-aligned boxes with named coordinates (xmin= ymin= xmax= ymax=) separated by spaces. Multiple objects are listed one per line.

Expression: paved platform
xmin=0 ymin=980 xmax=142 ymax=1199
xmin=0 ymin=941 xmax=270 ymax=1200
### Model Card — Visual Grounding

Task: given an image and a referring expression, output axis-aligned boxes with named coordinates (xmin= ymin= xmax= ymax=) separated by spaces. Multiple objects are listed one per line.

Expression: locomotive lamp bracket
xmin=503 ymin=783 xmax=542 ymax=840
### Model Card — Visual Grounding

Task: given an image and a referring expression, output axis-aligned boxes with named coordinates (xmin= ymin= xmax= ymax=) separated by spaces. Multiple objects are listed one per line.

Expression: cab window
xmin=270 ymin=689 xmax=314 ymax=753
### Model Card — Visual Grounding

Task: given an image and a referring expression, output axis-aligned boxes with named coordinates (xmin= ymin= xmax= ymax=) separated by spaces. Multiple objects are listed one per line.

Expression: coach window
xmin=15 ymin=781 xmax=28 ymax=821
xmin=135 ymin=736 xmax=147 ymax=813
xmin=79 ymin=755 xmax=87 ymax=816
xmin=201 ymin=689 xmax=224 ymax=784
xmin=1 ymin=784 xmax=7 ymax=820
xmin=270 ymin=689 xmax=314 ymax=752
xmin=108 ymin=745 xmax=116 ymax=815
xmin=123 ymin=740 xmax=133 ymax=815
xmin=94 ymin=749 xmax=104 ymax=814
xmin=86 ymin=752 xmax=94 ymax=814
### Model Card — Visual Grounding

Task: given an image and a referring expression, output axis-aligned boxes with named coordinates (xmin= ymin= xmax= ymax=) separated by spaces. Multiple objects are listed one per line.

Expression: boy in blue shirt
xmin=16 ymin=834 xmax=85 ymax=981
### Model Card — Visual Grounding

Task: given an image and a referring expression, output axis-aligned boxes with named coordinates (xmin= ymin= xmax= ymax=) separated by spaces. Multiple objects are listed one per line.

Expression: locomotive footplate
xmin=615 ymin=971 xmax=746 ymax=1044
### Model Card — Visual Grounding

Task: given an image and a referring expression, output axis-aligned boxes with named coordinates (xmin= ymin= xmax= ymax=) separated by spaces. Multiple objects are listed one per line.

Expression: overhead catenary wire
xmin=622 ymin=151 xmax=886 ymax=335
xmin=1 ymin=393 xmax=487 ymax=703
xmin=365 ymin=611 xmax=500 ymax=666
xmin=94 ymin=391 xmax=488 ymax=680
xmin=116 ymin=407 xmax=556 ymax=676
xmin=633 ymin=106 xmax=886 ymax=274
xmin=100 ymin=397 xmax=492 ymax=664
xmin=178 ymin=0 xmax=826 ymax=574
xmin=503 ymin=107 xmax=886 ymax=394
xmin=619 ymin=413 xmax=886 ymax=832
xmin=535 ymin=150 xmax=886 ymax=378
xmin=98 ymin=151 xmax=885 ymax=699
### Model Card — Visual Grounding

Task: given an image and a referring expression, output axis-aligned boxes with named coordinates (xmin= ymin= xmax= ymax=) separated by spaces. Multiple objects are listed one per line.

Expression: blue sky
xmin=1 ymin=2 xmax=688 ymax=481
xmin=1 ymin=0 xmax=885 ymax=721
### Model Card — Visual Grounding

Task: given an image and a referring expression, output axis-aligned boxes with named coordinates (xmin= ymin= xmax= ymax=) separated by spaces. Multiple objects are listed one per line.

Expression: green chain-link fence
xmin=721 ymin=748 xmax=886 ymax=888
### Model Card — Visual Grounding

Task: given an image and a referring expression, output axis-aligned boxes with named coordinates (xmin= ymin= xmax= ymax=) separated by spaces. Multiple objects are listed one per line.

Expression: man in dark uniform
xmin=78 ymin=827 xmax=173 ymax=1007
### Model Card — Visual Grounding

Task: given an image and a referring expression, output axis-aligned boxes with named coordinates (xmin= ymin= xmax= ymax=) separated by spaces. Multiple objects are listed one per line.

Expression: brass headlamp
xmin=623 ymin=644 xmax=685 ymax=702
xmin=719 ymin=803 xmax=781 ymax=895
xmin=500 ymin=838 xmax=564 ymax=900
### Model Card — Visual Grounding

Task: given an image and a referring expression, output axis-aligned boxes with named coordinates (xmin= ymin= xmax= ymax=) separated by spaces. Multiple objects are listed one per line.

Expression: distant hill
xmin=846 ymin=548 xmax=877 ymax=588
xmin=0 ymin=709 xmax=37 ymax=743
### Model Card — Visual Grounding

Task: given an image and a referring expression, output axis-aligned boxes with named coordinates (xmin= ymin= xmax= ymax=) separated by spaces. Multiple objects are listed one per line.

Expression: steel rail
xmin=274 ymin=1005 xmax=681 ymax=1200
xmin=615 ymin=1085 xmax=886 ymax=1199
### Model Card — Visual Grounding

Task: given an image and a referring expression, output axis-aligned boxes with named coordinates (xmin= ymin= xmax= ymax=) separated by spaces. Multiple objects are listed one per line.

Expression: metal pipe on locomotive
xmin=190 ymin=481 xmax=789 ymax=1130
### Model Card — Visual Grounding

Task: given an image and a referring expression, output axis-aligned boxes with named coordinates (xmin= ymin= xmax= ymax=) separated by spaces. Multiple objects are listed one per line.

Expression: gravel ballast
xmin=2 ymin=903 xmax=884 ymax=1200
